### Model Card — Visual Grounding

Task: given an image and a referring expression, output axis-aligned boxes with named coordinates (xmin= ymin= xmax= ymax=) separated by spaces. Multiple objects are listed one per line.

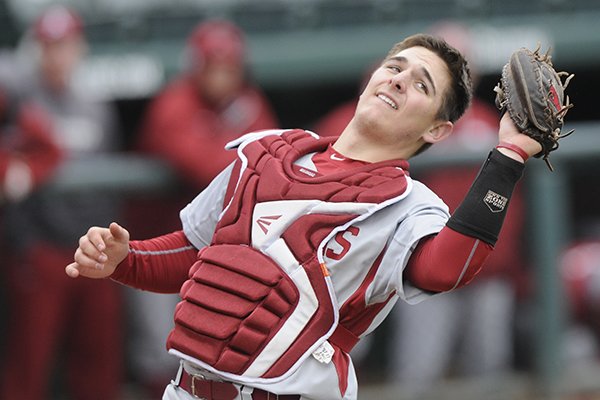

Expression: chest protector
xmin=167 ymin=129 xmax=412 ymax=384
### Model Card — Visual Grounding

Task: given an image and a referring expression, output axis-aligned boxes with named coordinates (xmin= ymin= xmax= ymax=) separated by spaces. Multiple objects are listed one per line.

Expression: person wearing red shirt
xmin=0 ymin=86 xmax=62 ymax=286
xmin=138 ymin=19 xmax=278 ymax=190
xmin=0 ymin=6 xmax=123 ymax=400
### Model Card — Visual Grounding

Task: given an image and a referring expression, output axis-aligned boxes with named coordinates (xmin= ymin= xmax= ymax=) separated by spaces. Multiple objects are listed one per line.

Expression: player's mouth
xmin=376 ymin=93 xmax=398 ymax=110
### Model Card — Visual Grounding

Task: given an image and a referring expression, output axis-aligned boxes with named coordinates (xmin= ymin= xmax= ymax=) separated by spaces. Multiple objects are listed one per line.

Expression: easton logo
xmin=483 ymin=190 xmax=508 ymax=213
xmin=256 ymin=215 xmax=282 ymax=234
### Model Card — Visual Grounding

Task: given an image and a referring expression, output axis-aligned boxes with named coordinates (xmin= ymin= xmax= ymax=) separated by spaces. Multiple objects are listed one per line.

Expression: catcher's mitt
xmin=494 ymin=45 xmax=574 ymax=171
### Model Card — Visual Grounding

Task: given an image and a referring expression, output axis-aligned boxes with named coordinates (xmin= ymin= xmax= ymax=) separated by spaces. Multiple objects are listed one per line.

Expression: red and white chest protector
xmin=167 ymin=129 xmax=411 ymax=384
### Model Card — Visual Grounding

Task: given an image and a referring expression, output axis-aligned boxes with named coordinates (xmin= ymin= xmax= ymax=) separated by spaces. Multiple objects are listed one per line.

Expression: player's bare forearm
xmin=65 ymin=222 xmax=130 ymax=279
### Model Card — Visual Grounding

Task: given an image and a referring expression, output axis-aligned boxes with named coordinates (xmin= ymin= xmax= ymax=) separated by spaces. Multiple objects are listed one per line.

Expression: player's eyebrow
xmin=389 ymin=56 xmax=437 ymax=95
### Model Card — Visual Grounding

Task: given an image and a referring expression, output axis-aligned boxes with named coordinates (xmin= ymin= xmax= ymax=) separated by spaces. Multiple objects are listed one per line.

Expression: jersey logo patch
xmin=483 ymin=190 xmax=508 ymax=213
xmin=256 ymin=215 xmax=282 ymax=234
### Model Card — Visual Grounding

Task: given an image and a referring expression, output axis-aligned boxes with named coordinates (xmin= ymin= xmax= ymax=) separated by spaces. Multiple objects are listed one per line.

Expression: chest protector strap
xmin=167 ymin=129 xmax=410 ymax=383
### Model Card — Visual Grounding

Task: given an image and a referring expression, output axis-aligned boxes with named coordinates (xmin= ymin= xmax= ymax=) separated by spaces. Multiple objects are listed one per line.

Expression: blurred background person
xmin=0 ymin=83 xmax=62 ymax=353
xmin=386 ymin=21 xmax=528 ymax=397
xmin=137 ymin=18 xmax=278 ymax=195
xmin=124 ymin=18 xmax=279 ymax=398
xmin=0 ymin=6 xmax=123 ymax=400
xmin=561 ymin=225 xmax=600 ymax=369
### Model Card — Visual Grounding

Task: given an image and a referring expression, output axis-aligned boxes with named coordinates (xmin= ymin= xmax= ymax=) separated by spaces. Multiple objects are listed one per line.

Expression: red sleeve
xmin=405 ymin=226 xmax=494 ymax=292
xmin=111 ymin=230 xmax=198 ymax=294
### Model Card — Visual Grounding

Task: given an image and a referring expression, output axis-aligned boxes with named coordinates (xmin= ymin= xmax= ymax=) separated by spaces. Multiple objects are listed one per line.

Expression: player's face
xmin=354 ymin=46 xmax=453 ymax=151
xmin=192 ymin=60 xmax=245 ymax=108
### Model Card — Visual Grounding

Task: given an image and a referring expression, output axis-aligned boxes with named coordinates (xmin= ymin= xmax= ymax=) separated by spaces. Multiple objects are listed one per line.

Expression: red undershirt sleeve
xmin=405 ymin=226 xmax=494 ymax=293
xmin=111 ymin=230 xmax=199 ymax=294
xmin=406 ymin=150 xmax=525 ymax=293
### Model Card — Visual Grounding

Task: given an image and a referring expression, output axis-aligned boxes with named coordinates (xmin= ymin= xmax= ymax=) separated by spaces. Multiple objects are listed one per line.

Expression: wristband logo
xmin=483 ymin=190 xmax=508 ymax=213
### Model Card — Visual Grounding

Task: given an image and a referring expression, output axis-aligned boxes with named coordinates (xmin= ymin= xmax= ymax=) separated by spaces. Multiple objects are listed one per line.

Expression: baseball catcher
xmin=65 ymin=34 xmax=565 ymax=400
xmin=494 ymin=45 xmax=574 ymax=171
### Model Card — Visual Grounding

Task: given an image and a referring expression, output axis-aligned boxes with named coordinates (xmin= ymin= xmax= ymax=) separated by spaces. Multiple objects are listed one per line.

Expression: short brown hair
xmin=385 ymin=33 xmax=473 ymax=124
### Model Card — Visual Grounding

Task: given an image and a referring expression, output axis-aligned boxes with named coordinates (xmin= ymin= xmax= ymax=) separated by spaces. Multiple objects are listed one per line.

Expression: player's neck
xmin=333 ymin=131 xmax=412 ymax=163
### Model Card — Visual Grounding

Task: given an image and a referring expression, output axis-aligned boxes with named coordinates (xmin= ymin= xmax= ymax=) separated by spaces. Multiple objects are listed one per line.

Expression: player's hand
xmin=497 ymin=113 xmax=543 ymax=162
xmin=65 ymin=222 xmax=130 ymax=279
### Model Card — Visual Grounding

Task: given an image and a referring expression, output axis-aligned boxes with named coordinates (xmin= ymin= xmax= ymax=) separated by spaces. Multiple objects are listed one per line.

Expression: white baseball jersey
xmin=176 ymin=129 xmax=450 ymax=399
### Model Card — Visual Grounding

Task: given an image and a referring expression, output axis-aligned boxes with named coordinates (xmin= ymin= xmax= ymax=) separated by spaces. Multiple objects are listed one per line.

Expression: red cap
xmin=187 ymin=20 xmax=245 ymax=66
xmin=34 ymin=6 xmax=83 ymax=43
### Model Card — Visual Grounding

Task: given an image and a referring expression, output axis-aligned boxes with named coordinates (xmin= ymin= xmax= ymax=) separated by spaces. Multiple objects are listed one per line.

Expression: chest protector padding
xmin=167 ymin=129 xmax=409 ymax=381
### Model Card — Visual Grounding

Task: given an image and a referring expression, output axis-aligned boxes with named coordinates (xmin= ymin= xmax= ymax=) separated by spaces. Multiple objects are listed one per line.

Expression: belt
xmin=178 ymin=368 xmax=300 ymax=400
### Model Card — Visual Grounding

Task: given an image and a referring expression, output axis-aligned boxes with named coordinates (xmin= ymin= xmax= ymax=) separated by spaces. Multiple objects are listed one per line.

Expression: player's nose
xmin=389 ymin=71 xmax=408 ymax=92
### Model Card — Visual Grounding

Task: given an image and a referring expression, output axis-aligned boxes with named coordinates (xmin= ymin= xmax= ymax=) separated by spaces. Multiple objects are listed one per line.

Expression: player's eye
xmin=416 ymin=81 xmax=429 ymax=94
xmin=387 ymin=65 xmax=402 ymax=73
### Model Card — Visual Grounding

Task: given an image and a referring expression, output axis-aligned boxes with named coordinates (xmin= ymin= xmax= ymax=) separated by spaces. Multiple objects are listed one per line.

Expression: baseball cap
xmin=33 ymin=5 xmax=83 ymax=43
xmin=187 ymin=20 xmax=245 ymax=66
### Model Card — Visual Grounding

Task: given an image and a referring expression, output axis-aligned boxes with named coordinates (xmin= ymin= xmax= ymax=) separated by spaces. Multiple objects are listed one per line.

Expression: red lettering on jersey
xmin=325 ymin=226 xmax=360 ymax=260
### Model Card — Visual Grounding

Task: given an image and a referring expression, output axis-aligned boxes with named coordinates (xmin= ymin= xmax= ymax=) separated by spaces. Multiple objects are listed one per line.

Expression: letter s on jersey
xmin=325 ymin=226 xmax=360 ymax=260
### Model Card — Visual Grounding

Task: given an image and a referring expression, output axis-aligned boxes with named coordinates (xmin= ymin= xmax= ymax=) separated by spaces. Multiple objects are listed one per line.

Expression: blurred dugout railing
xmin=42 ymin=121 xmax=600 ymax=399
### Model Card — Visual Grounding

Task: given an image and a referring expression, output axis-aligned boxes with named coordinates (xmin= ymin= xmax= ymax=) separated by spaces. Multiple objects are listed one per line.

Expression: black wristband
xmin=446 ymin=149 xmax=525 ymax=246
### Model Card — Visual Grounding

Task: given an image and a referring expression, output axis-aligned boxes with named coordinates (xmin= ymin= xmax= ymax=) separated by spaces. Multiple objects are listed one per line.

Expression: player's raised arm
xmin=65 ymin=222 xmax=130 ymax=279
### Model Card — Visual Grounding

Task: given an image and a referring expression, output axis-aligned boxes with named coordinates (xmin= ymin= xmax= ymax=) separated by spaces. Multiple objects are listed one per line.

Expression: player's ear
xmin=423 ymin=121 xmax=453 ymax=144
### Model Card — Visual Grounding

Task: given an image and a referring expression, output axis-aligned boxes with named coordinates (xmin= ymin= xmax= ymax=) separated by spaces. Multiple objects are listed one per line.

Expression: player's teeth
xmin=377 ymin=94 xmax=397 ymax=109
